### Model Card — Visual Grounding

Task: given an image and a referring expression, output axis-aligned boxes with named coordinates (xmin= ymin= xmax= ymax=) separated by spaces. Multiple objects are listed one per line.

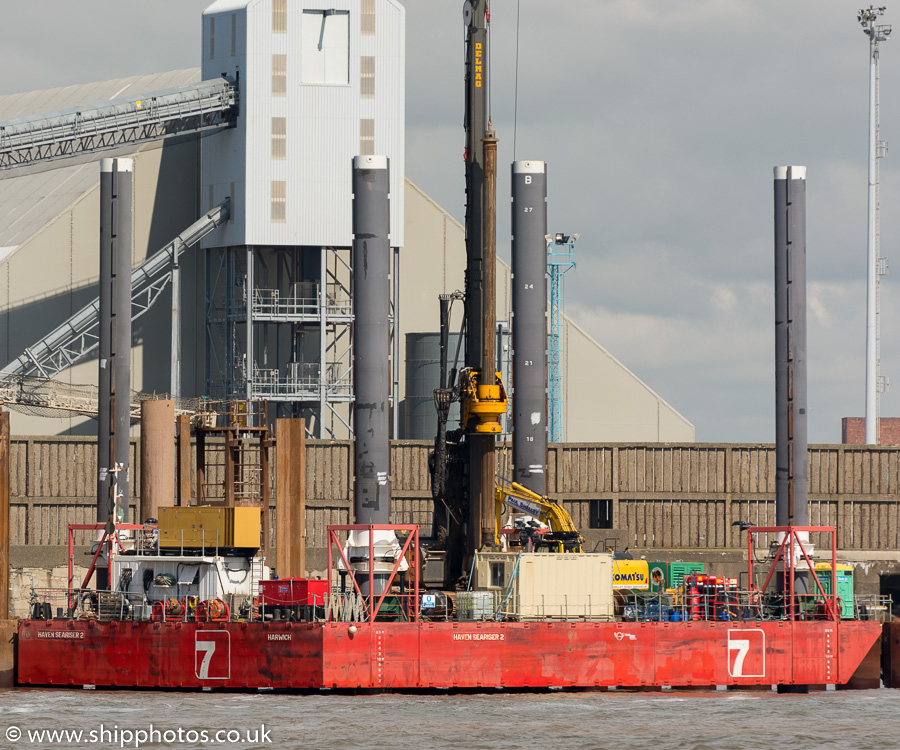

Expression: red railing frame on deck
xmin=327 ymin=524 xmax=420 ymax=624
xmin=67 ymin=523 xmax=149 ymax=595
xmin=747 ymin=525 xmax=839 ymax=621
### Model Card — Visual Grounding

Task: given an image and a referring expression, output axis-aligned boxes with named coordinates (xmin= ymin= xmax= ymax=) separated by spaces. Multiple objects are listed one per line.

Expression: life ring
xmin=198 ymin=598 xmax=230 ymax=622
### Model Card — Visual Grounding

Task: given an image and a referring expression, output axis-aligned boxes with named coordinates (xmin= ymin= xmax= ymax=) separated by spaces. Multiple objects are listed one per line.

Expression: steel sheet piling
xmin=276 ymin=417 xmax=306 ymax=578
xmin=511 ymin=161 xmax=548 ymax=496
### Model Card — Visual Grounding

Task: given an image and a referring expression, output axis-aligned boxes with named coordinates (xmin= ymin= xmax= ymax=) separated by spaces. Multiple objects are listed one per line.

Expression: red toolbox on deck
xmin=258 ymin=578 xmax=328 ymax=606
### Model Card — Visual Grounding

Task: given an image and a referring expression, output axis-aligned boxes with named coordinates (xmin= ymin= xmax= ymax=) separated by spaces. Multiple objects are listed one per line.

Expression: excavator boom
xmin=494 ymin=478 xmax=583 ymax=552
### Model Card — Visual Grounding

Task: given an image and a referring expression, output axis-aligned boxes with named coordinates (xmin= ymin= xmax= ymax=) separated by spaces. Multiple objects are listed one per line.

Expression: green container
xmin=814 ymin=564 xmax=854 ymax=619
xmin=647 ymin=562 xmax=706 ymax=592
xmin=648 ymin=563 xmax=668 ymax=593
xmin=669 ymin=562 xmax=705 ymax=589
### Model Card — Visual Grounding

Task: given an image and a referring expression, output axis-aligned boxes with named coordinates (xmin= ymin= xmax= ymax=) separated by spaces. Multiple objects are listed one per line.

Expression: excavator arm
xmin=494 ymin=478 xmax=583 ymax=553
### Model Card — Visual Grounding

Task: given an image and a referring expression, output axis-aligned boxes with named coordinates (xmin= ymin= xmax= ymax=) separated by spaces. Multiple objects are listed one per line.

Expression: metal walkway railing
xmin=0 ymin=78 xmax=237 ymax=170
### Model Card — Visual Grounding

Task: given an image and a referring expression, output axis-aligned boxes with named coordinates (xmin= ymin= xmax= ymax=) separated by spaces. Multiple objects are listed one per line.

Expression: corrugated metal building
xmin=0 ymin=2 xmax=693 ymax=442
xmin=0 ymin=72 xmax=205 ymax=435
xmin=200 ymin=0 xmax=404 ymax=247
xmin=196 ymin=0 xmax=405 ymax=435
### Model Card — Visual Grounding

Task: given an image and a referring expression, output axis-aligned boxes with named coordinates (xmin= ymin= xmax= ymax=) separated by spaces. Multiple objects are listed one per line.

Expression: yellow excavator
xmin=494 ymin=477 xmax=584 ymax=553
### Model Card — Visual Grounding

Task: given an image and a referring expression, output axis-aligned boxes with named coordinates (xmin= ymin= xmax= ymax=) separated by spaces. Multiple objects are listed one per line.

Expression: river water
xmin=2 ymin=687 xmax=899 ymax=750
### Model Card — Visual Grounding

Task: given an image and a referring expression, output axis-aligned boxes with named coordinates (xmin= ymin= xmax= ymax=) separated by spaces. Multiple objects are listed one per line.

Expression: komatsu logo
xmin=611 ymin=562 xmax=649 ymax=590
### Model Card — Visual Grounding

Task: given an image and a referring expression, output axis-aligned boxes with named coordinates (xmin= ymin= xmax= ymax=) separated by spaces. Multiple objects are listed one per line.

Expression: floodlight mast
xmin=860 ymin=5 xmax=892 ymax=444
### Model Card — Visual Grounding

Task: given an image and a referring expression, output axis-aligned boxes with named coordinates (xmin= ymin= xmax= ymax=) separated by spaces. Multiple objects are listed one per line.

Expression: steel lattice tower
xmin=547 ymin=233 xmax=577 ymax=443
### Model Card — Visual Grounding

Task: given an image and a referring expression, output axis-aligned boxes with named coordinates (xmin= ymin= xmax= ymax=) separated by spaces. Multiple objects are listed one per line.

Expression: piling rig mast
xmin=429 ymin=0 xmax=507 ymax=585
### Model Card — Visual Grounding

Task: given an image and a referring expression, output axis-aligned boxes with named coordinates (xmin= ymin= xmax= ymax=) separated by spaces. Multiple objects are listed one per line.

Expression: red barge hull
xmin=17 ymin=619 xmax=882 ymax=690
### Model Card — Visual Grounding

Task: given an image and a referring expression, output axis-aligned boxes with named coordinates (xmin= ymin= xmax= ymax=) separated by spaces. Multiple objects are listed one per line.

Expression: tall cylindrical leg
xmin=774 ymin=165 xmax=809 ymax=595
xmin=140 ymin=400 xmax=175 ymax=523
xmin=351 ymin=155 xmax=397 ymax=596
xmin=352 ymin=155 xmax=391 ymax=525
xmin=98 ymin=165 xmax=113 ymax=528
xmin=511 ymin=160 xmax=548 ymax=497
xmin=171 ymin=259 xmax=181 ymax=401
xmin=99 ymin=157 xmax=133 ymax=540
xmin=111 ymin=159 xmax=133 ymax=526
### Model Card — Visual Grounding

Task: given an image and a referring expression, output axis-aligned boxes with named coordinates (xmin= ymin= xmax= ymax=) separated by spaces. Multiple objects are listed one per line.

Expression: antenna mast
xmin=859 ymin=5 xmax=892 ymax=444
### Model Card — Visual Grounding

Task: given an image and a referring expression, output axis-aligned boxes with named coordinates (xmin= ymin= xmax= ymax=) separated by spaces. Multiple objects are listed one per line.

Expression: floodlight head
xmin=572 ymin=233 xmax=581 ymax=242
xmin=859 ymin=5 xmax=885 ymax=27
xmin=555 ymin=233 xmax=564 ymax=243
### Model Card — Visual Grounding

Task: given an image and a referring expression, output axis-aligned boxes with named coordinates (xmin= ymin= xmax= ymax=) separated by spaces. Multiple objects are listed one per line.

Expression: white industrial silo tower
xmin=200 ymin=0 xmax=405 ymax=437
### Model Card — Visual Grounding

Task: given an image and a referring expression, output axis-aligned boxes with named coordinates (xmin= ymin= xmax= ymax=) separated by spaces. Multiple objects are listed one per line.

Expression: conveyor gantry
xmin=0 ymin=78 xmax=237 ymax=170
xmin=0 ymin=199 xmax=230 ymax=380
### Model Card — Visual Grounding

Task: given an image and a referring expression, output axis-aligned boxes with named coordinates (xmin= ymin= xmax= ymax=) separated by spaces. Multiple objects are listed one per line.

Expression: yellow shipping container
xmin=231 ymin=507 xmax=263 ymax=548
xmin=611 ymin=559 xmax=649 ymax=590
xmin=158 ymin=507 xmax=261 ymax=550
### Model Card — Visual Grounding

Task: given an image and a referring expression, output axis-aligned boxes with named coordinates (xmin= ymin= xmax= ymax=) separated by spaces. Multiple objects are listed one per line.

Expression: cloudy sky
xmin=1 ymin=1 xmax=896 ymax=443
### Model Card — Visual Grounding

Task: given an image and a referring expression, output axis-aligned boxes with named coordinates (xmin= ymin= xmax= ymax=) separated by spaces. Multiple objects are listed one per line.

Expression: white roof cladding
xmin=201 ymin=0 xmax=405 ymax=249
xmin=0 ymin=69 xmax=201 ymax=261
